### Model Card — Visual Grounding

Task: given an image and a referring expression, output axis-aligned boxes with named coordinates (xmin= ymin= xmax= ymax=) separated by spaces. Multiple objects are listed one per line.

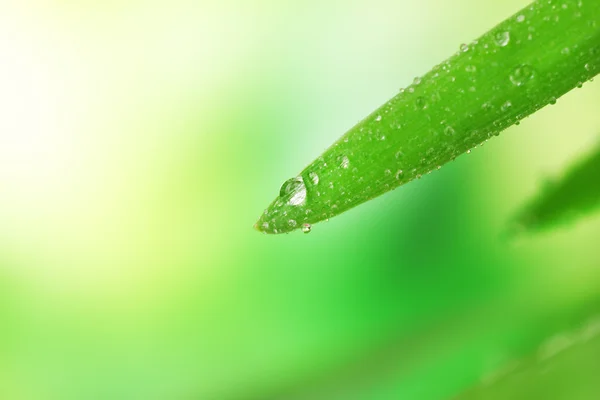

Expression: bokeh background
xmin=1 ymin=0 xmax=600 ymax=399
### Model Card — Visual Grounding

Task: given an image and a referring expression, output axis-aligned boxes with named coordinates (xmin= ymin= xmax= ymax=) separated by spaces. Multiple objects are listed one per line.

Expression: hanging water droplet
xmin=301 ymin=223 xmax=312 ymax=234
xmin=549 ymin=97 xmax=557 ymax=105
xmin=467 ymin=149 xmax=472 ymax=154
xmin=279 ymin=177 xmax=307 ymax=206
xmin=494 ymin=31 xmax=510 ymax=47
xmin=460 ymin=43 xmax=470 ymax=52
xmin=510 ymin=64 xmax=536 ymax=86
xmin=309 ymin=172 xmax=319 ymax=185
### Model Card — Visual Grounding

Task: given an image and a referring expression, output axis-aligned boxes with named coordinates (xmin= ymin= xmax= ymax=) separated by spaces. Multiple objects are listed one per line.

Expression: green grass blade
xmin=255 ymin=0 xmax=600 ymax=234
xmin=510 ymin=140 xmax=600 ymax=234
xmin=455 ymin=316 xmax=600 ymax=400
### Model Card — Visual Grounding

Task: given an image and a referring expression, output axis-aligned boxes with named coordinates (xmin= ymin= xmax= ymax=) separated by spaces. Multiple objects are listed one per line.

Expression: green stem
xmin=256 ymin=0 xmax=600 ymax=234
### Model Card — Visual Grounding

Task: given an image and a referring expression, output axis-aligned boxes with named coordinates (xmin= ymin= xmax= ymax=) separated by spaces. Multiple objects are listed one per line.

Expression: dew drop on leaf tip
xmin=279 ymin=177 xmax=307 ymax=206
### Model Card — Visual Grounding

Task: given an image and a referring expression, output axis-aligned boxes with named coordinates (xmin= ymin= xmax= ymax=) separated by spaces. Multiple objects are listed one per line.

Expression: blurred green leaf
xmin=510 ymin=140 xmax=600 ymax=233
xmin=456 ymin=316 xmax=600 ymax=400
xmin=256 ymin=0 xmax=600 ymax=234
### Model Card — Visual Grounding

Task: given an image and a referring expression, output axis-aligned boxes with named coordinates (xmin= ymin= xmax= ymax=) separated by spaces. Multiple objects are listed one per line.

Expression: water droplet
xmin=301 ymin=223 xmax=312 ymax=234
xmin=561 ymin=47 xmax=570 ymax=55
xmin=339 ymin=155 xmax=350 ymax=169
xmin=262 ymin=222 xmax=269 ymax=230
xmin=328 ymin=182 xmax=334 ymax=189
xmin=395 ymin=170 xmax=404 ymax=180
xmin=467 ymin=149 xmax=472 ymax=154
xmin=288 ymin=219 xmax=297 ymax=227
xmin=437 ymin=166 xmax=441 ymax=170
xmin=375 ymin=115 xmax=382 ymax=122
xmin=444 ymin=126 xmax=456 ymax=136
xmin=584 ymin=63 xmax=591 ymax=71
xmin=577 ymin=81 xmax=584 ymax=88
xmin=279 ymin=177 xmax=307 ymax=206
xmin=501 ymin=100 xmax=512 ymax=112
xmin=309 ymin=172 xmax=319 ymax=185
xmin=384 ymin=169 xmax=392 ymax=176
xmin=460 ymin=43 xmax=470 ymax=52
xmin=549 ymin=97 xmax=557 ymax=105
xmin=495 ymin=31 xmax=510 ymax=47
xmin=516 ymin=14 xmax=525 ymax=23
xmin=510 ymin=64 xmax=536 ymax=86
xmin=395 ymin=150 xmax=404 ymax=159
xmin=413 ymin=76 xmax=422 ymax=85
xmin=415 ymin=96 xmax=428 ymax=109
xmin=465 ymin=65 xmax=477 ymax=73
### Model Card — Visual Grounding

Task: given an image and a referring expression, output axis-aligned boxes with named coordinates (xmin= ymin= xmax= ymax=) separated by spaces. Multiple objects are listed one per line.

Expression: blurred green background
xmin=1 ymin=1 xmax=600 ymax=399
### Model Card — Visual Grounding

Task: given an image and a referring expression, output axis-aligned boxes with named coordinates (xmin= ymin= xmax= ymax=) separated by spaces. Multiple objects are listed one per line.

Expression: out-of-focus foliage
xmin=457 ymin=316 xmax=600 ymax=400
xmin=512 ymin=140 xmax=600 ymax=233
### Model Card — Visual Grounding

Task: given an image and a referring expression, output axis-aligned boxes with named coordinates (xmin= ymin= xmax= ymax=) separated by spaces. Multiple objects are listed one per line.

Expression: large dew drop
xmin=279 ymin=177 xmax=307 ymax=206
